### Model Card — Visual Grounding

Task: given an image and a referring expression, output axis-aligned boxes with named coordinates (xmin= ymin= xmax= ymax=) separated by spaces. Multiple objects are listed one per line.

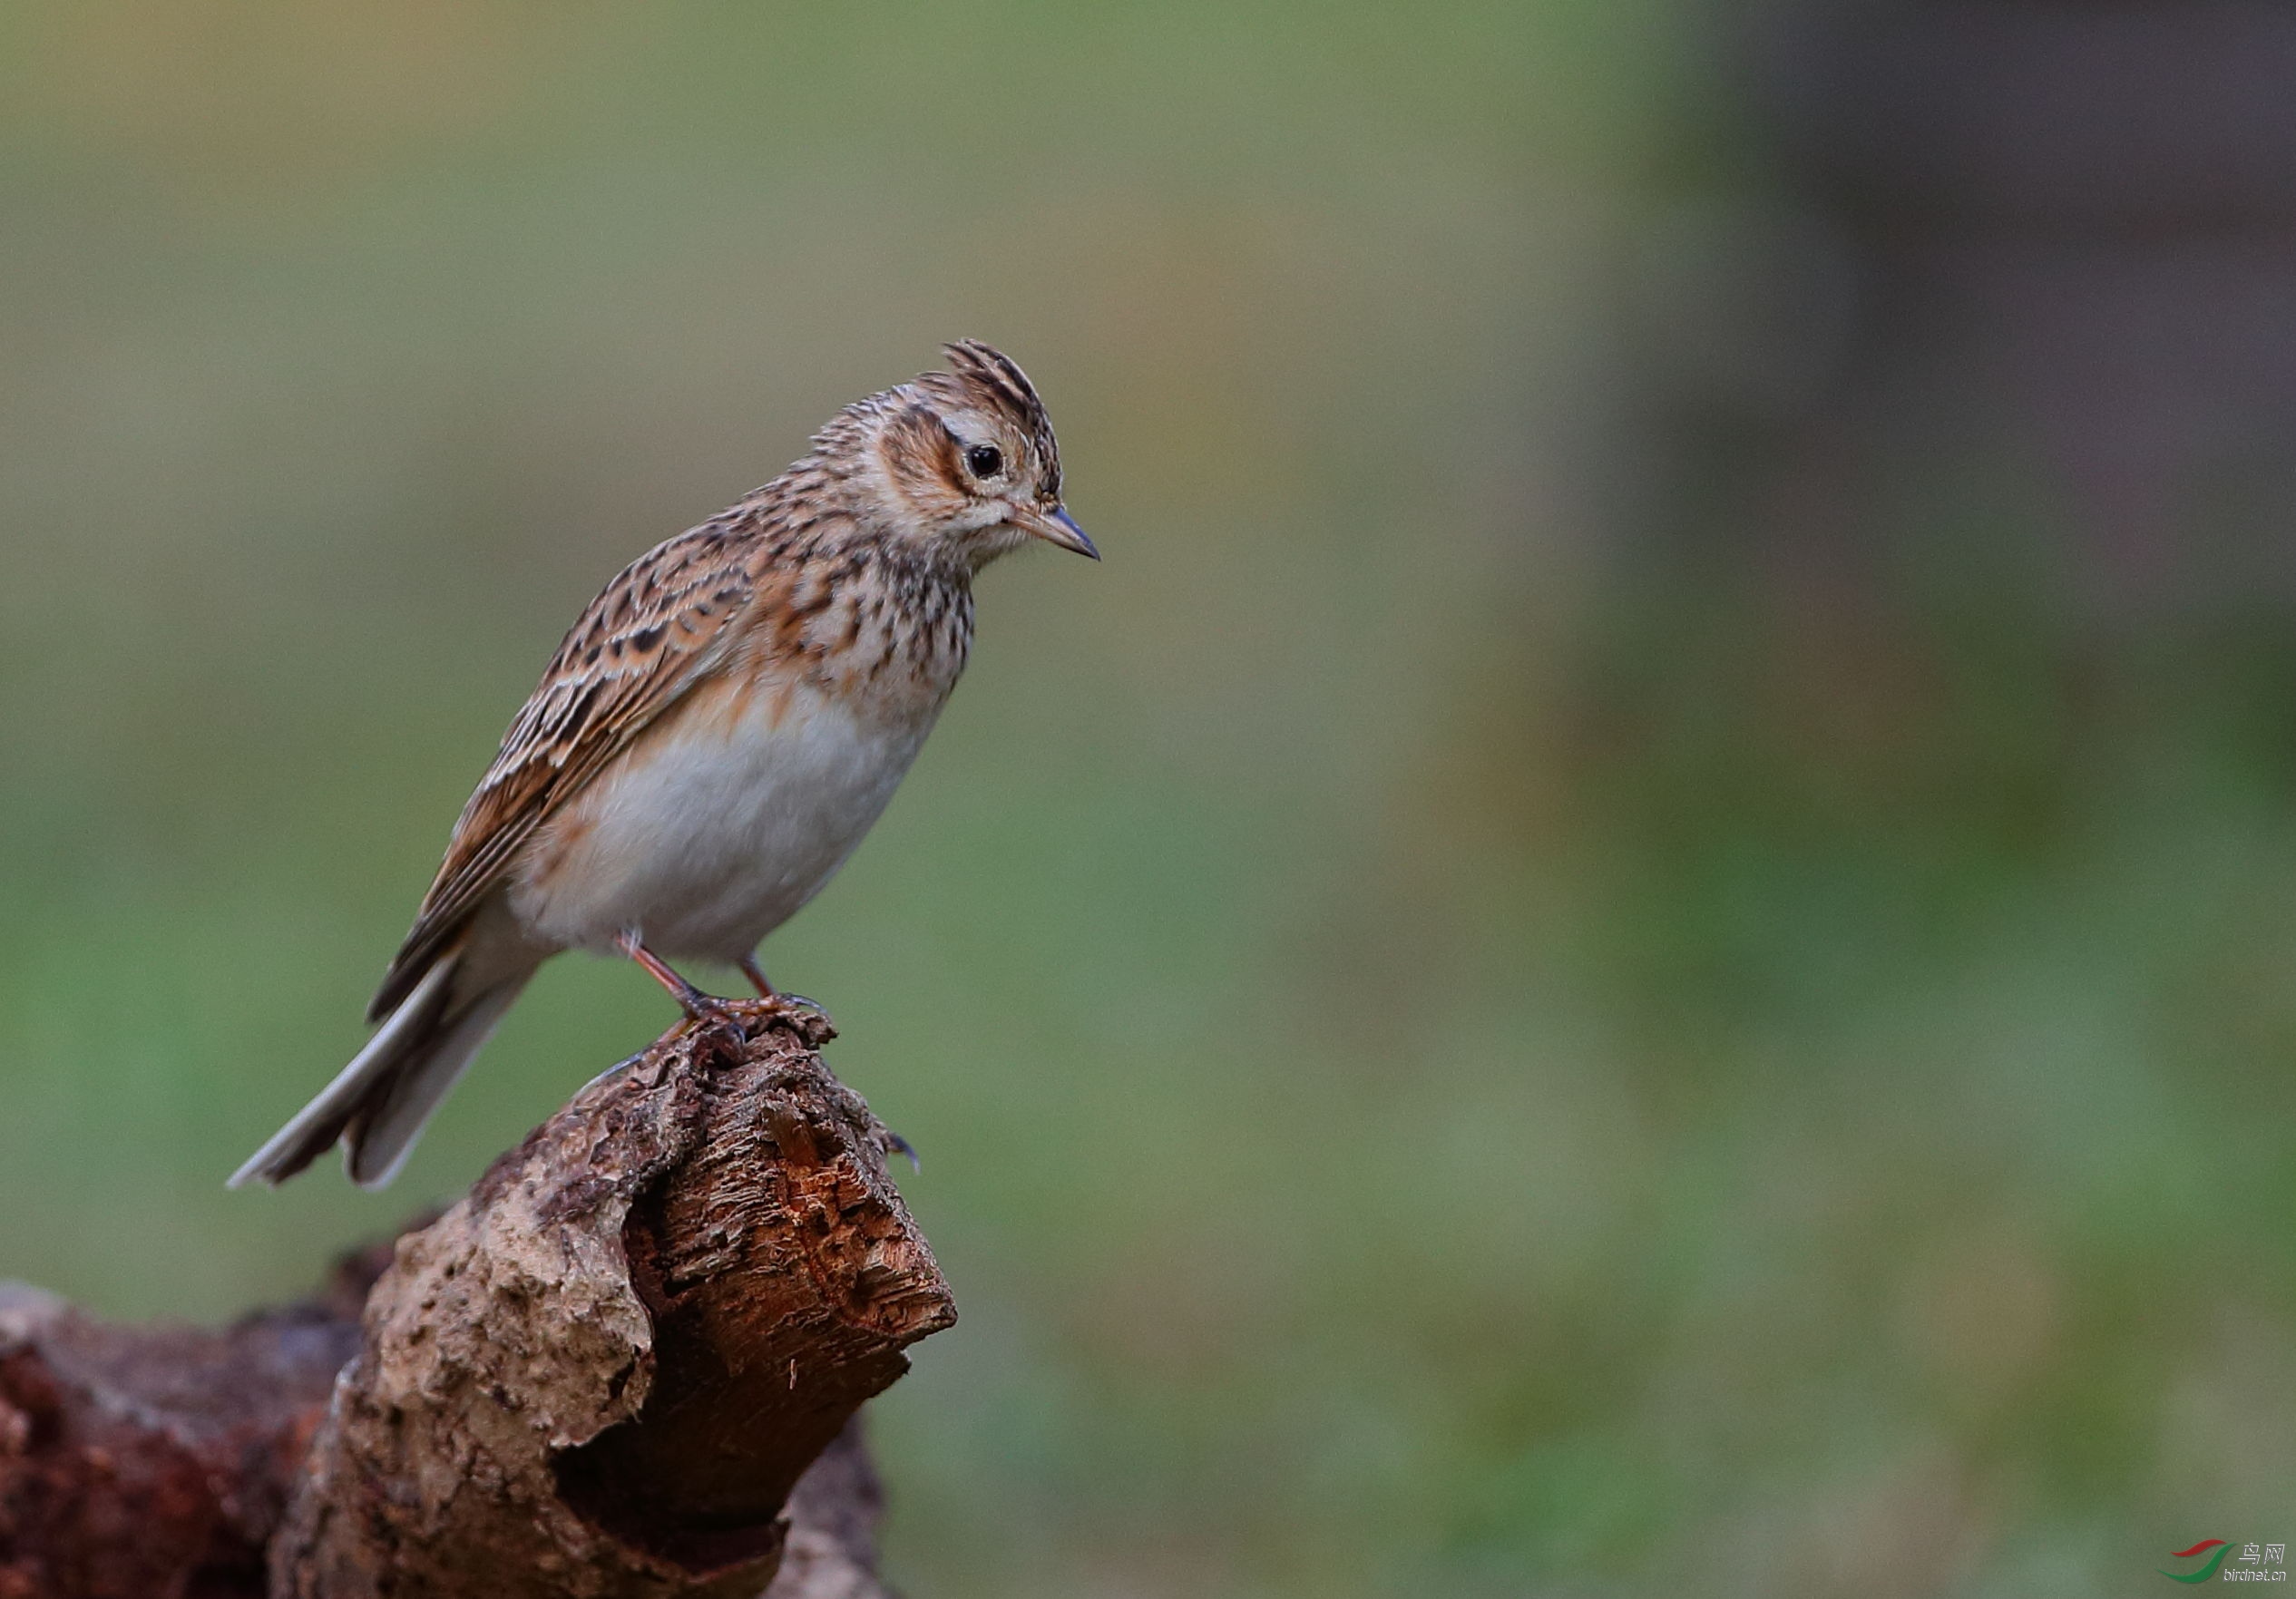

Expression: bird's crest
xmin=934 ymin=339 xmax=1061 ymax=502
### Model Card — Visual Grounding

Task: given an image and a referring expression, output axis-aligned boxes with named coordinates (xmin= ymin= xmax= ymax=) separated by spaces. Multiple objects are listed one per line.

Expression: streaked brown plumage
xmin=231 ymin=340 xmax=1096 ymax=1190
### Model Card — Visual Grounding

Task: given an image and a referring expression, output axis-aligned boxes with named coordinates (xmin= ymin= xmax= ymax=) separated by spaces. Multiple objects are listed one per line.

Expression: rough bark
xmin=0 ymin=1004 xmax=953 ymax=1599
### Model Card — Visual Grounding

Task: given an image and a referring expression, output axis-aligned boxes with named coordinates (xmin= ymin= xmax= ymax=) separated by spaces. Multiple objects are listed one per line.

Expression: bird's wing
xmin=369 ymin=521 xmax=762 ymax=1019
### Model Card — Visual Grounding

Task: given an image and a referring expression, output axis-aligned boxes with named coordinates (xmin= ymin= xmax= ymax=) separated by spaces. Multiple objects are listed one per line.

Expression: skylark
xmin=231 ymin=341 xmax=1096 ymax=1189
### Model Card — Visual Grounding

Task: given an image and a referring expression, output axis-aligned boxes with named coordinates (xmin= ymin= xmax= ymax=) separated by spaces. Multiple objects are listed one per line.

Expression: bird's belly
xmin=513 ymin=681 xmax=933 ymax=961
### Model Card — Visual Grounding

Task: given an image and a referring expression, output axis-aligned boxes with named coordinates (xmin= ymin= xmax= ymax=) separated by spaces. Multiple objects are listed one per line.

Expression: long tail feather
xmin=227 ymin=955 xmax=528 ymax=1189
xmin=341 ymin=973 xmax=525 ymax=1189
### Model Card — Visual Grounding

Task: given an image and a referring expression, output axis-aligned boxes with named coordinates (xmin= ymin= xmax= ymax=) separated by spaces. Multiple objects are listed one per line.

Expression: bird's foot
xmin=877 ymin=1125 xmax=920 ymax=1173
xmin=666 ymin=991 xmax=834 ymax=1053
xmin=676 ymin=990 xmax=757 ymax=1043
xmin=734 ymin=954 xmax=835 ymax=1044
xmin=747 ymin=990 xmax=837 ymax=1048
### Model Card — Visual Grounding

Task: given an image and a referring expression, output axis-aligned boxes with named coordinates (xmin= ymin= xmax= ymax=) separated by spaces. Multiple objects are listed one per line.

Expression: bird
xmin=230 ymin=340 xmax=1097 ymax=1190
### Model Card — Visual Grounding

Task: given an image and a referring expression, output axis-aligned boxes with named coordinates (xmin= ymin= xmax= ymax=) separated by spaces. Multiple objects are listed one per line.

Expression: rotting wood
xmin=0 ymin=1004 xmax=951 ymax=1599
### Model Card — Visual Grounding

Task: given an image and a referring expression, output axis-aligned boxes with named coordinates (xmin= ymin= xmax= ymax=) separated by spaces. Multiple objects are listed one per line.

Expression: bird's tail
xmin=227 ymin=951 xmax=531 ymax=1191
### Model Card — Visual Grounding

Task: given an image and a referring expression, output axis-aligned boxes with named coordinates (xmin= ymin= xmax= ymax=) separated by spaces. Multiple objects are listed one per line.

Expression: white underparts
xmin=511 ymin=680 xmax=935 ymax=961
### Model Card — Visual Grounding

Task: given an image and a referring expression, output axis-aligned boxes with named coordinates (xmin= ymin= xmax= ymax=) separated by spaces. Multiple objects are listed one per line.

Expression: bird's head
xmin=827 ymin=340 xmax=1096 ymax=570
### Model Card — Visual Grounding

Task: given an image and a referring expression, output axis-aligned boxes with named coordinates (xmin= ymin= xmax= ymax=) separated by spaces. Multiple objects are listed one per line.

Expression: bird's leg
xmin=619 ymin=931 xmax=742 ymax=1030
xmin=738 ymin=952 xmax=821 ymax=1010
xmin=736 ymin=951 xmax=776 ymax=999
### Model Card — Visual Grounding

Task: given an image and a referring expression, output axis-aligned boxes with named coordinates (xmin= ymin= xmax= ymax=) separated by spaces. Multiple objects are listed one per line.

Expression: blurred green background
xmin=5 ymin=3 xmax=2296 ymax=1594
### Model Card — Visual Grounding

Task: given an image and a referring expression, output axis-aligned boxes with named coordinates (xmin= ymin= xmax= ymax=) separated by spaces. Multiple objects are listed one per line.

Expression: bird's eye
xmin=964 ymin=444 xmax=1003 ymax=479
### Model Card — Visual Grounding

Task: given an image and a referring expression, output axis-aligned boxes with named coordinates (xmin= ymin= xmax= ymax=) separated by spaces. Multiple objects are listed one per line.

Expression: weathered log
xmin=0 ymin=1260 xmax=373 ymax=1599
xmin=0 ymin=1004 xmax=953 ymax=1599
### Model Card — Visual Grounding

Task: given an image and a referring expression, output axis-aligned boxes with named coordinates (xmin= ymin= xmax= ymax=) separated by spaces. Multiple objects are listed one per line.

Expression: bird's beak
xmin=1013 ymin=503 xmax=1099 ymax=560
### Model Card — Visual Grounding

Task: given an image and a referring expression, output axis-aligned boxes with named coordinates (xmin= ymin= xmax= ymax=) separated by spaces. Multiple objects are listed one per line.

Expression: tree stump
xmin=0 ymin=1004 xmax=954 ymax=1599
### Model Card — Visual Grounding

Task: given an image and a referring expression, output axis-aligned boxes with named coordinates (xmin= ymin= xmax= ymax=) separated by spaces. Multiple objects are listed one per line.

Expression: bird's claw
xmin=669 ymin=988 xmax=834 ymax=1049
xmin=878 ymin=1126 xmax=920 ymax=1173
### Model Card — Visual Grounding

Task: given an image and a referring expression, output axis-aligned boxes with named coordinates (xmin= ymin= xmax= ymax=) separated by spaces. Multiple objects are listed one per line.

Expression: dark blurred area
xmin=4 ymin=4 xmax=2295 ymax=1595
xmin=1693 ymin=2 xmax=2296 ymax=607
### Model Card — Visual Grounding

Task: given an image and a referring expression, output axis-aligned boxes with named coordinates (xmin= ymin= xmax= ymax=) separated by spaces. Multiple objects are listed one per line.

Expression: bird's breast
xmin=511 ymin=668 xmax=939 ymax=960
